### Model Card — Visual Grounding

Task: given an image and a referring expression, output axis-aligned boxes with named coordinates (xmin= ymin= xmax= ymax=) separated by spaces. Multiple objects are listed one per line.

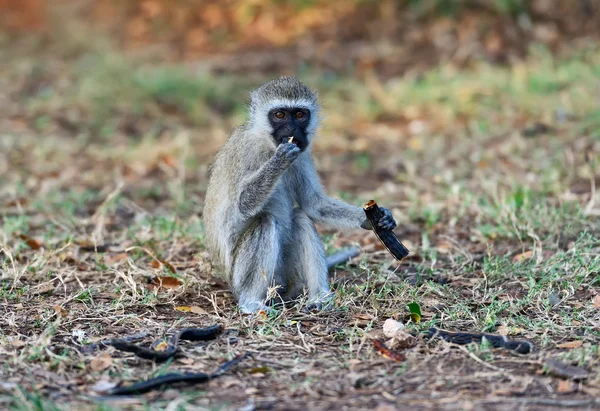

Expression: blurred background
xmin=0 ymin=0 xmax=598 ymax=248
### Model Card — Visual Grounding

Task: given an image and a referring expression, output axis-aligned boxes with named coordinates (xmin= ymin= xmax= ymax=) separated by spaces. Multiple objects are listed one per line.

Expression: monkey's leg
xmin=231 ymin=215 xmax=282 ymax=313
xmin=286 ymin=209 xmax=332 ymax=310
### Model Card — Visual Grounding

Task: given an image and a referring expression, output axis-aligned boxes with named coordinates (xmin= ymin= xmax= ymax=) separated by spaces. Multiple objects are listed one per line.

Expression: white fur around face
xmin=248 ymin=97 xmax=320 ymax=142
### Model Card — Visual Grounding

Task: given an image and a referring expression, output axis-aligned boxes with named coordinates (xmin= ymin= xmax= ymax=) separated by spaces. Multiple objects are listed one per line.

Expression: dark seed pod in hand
xmin=363 ymin=200 xmax=409 ymax=261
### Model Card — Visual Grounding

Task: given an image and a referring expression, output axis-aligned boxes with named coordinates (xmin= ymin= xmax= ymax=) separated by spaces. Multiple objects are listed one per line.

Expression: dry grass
xmin=0 ymin=36 xmax=599 ymax=410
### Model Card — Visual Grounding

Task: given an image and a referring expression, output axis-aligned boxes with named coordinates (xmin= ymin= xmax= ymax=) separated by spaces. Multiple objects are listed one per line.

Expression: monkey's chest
xmin=262 ymin=180 xmax=296 ymax=227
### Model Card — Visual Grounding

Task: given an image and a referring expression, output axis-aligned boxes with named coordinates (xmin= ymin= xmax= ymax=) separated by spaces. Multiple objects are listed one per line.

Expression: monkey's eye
xmin=274 ymin=111 xmax=286 ymax=119
xmin=295 ymin=111 xmax=305 ymax=119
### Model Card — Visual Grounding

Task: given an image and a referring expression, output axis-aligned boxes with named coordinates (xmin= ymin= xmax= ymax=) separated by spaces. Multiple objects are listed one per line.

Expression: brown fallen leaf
xmin=174 ymin=305 xmax=206 ymax=314
xmin=557 ymin=380 xmax=577 ymax=394
xmin=5 ymin=198 xmax=29 ymax=207
xmin=593 ymin=295 xmax=600 ymax=309
xmin=53 ymin=305 xmax=68 ymax=318
xmin=149 ymin=276 xmax=182 ymax=290
xmin=436 ymin=241 xmax=452 ymax=254
xmin=104 ymin=252 xmax=128 ymax=266
xmin=8 ymin=338 xmax=26 ymax=349
xmin=89 ymin=353 xmax=113 ymax=371
xmin=57 ymin=253 xmax=88 ymax=270
xmin=496 ymin=325 xmax=527 ymax=336
xmin=31 ymin=282 xmax=55 ymax=295
xmin=363 ymin=329 xmax=386 ymax=340
xmin=191 ymin=306 xmax=207 ymax=314
xmin=159 ymin=153 xmax=178 ymax=169
xmin=373 ymin=339 xmax=406 ymax=362
xmin=512 ymin=250 xmax=533 ymax=263
xmin=558 ymin=340 xmax=583 ymax=349
xmin=151 ymin=259 xmax=176 ymax=273
xmin=496 ymin=325 xmax=510 ymax=336
xmin=18 ymin=234 xmax=44 ymax=250
xmin=256 ymin=310 xmax=268 ymax=321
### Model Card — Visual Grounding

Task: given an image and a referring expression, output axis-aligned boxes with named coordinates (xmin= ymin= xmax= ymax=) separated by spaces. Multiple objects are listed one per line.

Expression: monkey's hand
xmin=273 ymin=142 xmax=301 ymax=167
xmin=376 ymin=207 xmax=397 ymax=231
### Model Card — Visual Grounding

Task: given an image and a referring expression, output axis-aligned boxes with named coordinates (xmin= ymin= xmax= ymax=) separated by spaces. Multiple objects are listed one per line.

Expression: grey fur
xmin=203 ymin=76 xmax=374 ymax=313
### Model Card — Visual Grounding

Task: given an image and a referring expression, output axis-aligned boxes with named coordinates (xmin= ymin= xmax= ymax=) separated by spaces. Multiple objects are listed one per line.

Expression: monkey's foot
xmin=303 ymin=292 xmax=335 ymax=312
xmin=238 ymin=301 xmax=270 ymax=314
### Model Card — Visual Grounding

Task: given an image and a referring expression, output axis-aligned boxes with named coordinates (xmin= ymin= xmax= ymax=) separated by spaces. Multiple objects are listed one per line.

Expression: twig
xmin=457 ymin=345 xmax=505 ymax=372
xmin=482 ymin=397 xmax=600 ymax=408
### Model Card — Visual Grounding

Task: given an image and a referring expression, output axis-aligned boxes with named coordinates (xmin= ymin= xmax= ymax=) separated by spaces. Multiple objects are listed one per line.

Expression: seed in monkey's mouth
xmin=287 ymin=136 xmax=299 ymax=146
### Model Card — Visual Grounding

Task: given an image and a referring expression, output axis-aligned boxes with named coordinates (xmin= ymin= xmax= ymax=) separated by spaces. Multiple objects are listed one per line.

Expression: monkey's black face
xmin=268 ymin=107 xmax=311 ymax=151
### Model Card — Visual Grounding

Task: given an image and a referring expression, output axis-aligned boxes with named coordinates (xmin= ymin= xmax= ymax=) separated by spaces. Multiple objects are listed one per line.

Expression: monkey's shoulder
xmin=210 ymin=127 xmax=271 ymax=176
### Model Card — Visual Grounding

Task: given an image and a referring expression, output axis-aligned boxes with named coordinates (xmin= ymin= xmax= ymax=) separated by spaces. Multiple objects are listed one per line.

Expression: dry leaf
xmin=5 ymin=198 xmax=29 ymax=207
xmin=191 ymin=306 xmax=207 ymax=314
xmin=248 ymin=366 xmax=271 ymax=374
xmin=18 ymin=234 xmax=43 ymax=250
xmin=151 ymin=259 xmax=176 ymax=273
xmin=89 ymin=353 xmax=113 ymax=371
xmin=558 ymin=340 xmax=583 ymax=349
xmin=159 ymin=153 xmax=178 ymax=169
xmin=58 ymin=254 xmax=88 ymax=270
xmin=104 ymin=252 xmax=128 ymax=266
xmin=436 ymin=241 xmax=452 ymax=254
xmin=31 ymin=283 xmax=55 ymax=295
xmin=53 ymin=305 xmax=68 ymax=318
xmin=8 ymin=338 xmax=26 ymax=348
xmin=149 ymin=276 xmax=182 ymax=290
xmin=174 ymin=305 xmax=206 ymax=314
xmin=363 ymin=329 xmax=386 ymax=340
xmin=373 ymin=339 xmax=406 ymax=362
xmin=496 ymin=325 xmax=509 ymax=336
xmin=512 ymin=250 xmax=533 ymax=263
xmin=154 ymin=341 xmax=169 ymax=351
xmin=256 ymin=310 xmax=268 ymax=321
xmin=593 ymin=295 xmax=600 ymax=308
xmin=557 ymin=380 xmax=577 ymax=394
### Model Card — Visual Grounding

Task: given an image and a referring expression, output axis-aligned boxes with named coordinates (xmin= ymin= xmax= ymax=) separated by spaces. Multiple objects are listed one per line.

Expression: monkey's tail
xmin=326 ymin=246 xmax=361 ymax=270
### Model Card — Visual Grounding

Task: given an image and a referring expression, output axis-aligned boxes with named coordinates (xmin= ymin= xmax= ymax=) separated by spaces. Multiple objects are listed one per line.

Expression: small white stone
xmin=382 ymin=318 xmax=405 ymax=338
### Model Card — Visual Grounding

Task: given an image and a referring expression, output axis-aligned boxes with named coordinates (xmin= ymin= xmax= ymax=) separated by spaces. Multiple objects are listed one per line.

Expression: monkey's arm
xmin=238 ymin=143 xmax=300 ymax=217
xmin=296 ymin=155 xmax=395 ymax=231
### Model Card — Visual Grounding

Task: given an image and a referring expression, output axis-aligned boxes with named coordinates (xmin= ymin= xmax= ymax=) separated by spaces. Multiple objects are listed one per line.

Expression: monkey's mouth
xmin=287 ymin=136 xmax=300 ymax=146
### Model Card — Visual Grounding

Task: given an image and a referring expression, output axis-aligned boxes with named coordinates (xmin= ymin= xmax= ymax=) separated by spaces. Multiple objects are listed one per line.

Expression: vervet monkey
xmin=203 ymin=77 xmax=397 ymax=313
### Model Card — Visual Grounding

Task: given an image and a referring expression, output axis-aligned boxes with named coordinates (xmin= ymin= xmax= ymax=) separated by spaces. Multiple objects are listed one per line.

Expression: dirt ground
xmin=1 ymin=8 xmax=600 ymax=410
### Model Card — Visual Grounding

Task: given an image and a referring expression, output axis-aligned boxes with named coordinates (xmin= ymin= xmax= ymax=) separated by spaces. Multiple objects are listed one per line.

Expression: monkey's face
xmin=268 ymin=107 xmax=311 ymax=151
